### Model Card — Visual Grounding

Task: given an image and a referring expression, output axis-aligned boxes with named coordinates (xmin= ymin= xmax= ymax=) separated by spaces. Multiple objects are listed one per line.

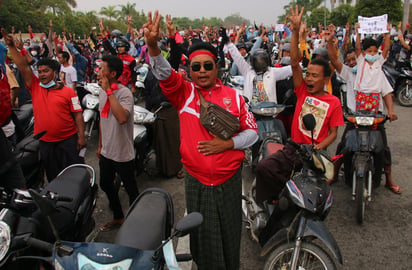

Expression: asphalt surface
xmin=85 ymin=101 xmax=412 ymax=270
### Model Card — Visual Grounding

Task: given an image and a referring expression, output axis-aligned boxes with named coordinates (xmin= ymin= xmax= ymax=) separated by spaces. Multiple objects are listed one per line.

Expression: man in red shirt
xmin=2 ymin=29 xmax=86 ymax=181
xmin=255 ymin=6 xmax=344 ymax=204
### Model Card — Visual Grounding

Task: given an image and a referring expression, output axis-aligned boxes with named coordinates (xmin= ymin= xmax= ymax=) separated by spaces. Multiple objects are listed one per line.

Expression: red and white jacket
xmin=159 ymin=69 xmax=257 ymax=186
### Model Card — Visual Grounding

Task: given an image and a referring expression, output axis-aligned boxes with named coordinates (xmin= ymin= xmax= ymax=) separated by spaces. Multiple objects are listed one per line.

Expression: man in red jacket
xmin=144 ymin=12 xmax=258 ymax=270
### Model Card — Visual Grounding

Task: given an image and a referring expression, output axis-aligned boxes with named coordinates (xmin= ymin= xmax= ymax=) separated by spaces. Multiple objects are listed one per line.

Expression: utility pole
xmin=403 ymin=0 xmax=410 ymax=32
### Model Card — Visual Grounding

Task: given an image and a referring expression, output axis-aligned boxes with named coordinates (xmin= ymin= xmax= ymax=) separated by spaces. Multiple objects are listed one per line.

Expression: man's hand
xmin=1 ymin=29 xmax=15 ymax=47
xmin=77 ymin=135 xmax=87 ymax=150
xmin=165 ymin=14 xmax=176 ymax=37
xmin=98 ymin=73 xmax=111 ymax=92
xmin=326 ymin=24 xmax=336 ymax=43
xmin=388 ymin=112 xmax=398 ymax=122
xmin=197 ymin=136 xmax=234 ymax=156
xmin=143 ymin=10 xmax=162 ymax=48
xmin=288 ymin=5 xmax=304 ymax=32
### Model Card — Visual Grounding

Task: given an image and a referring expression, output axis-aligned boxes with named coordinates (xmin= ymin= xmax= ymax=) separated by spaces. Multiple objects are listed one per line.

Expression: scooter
xmin=11 ymin=188 xmax=202 ymax=270
xmin=342 ymin=112 xmax=388 ymax=224
xmin=133 ymin=102 xmax=172 ymax=177
xmin=0 ymin=164 xmax=97 ymax=268
xmin=242 ymin=114 xmax=342 ymax=270
xmin=81 ymin=83 xmax=101 ymax=140
xmin=382 ymin=62 xmax=412 ymax=107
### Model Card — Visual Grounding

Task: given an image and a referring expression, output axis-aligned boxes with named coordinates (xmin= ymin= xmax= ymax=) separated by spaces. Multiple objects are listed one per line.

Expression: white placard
xmin=358 ymin=14 xmax=388 ymax=34
xmin=275 ymin=24 xmax=284 ymax=32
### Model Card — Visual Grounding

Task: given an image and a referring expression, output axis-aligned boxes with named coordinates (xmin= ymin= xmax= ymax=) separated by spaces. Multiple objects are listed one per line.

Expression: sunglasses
xmin=190 ymin=61 xmax=215 ymax=72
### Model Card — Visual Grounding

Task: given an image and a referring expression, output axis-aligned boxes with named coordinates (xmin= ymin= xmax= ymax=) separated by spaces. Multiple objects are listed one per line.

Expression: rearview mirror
xmin=302 ymin=114 xmax=316 ymax=131
xmin=174 ymin=212 xmax=203 ymax=237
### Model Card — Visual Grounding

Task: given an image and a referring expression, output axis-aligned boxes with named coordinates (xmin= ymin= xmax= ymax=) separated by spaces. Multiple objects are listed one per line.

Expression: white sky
xmin=75 ymin=0 xmax=291 ymax=26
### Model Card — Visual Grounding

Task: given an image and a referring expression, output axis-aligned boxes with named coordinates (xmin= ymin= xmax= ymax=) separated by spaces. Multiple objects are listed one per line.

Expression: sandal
xmin=176 ymin=170 xmax=185 ymax=179
xmin=385 ymin=185 xmax=402 ymax=195
xmin=100 ymin=218 xmax=124 ymax=232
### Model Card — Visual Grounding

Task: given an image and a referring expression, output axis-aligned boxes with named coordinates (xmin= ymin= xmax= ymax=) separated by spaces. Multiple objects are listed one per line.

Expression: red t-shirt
xmin=28 ymin=75 xmax=82 ymax=142
xmin=291 ymin=81 xmax=343 ymax=145
xmin=0 ymin=69 xmax=11 ymax=125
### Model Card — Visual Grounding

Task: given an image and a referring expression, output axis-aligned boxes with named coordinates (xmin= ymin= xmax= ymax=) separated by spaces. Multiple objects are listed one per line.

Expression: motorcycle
xmin=342 ymin=112 xmax=388 ymax=224
xmin=11 ymin=188 xmax=202 ymax=270
xmin=382 ymin=62 xmax=412 ymax=107
xmin=81 ymin=83 xmax=101 ymax=140
xmin=13 ymin=131 xmax=45 ymax=188
xmin=133 ymin=102 xmax=172 ymax=177
xmin=13 ymin=102 xmax=34 ymax=139
xmin=0 ymin=163 xmax=97 ymax=268
xmin=242 ymin=114 xmax=342 ymax=270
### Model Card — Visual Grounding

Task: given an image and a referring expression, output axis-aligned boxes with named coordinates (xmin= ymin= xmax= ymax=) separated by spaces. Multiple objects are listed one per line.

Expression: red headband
xmin=188 ymin=51 xmax=217 ymax=62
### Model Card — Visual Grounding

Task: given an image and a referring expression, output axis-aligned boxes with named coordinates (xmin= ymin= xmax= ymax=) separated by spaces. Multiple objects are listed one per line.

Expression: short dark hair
xmin=188 ymin=42 xmax=218 ymax=62
xmin=362 ymin=38 xmax=378 ymax=51
xmin=37 ymin=58 xmax=60 ymax=72
xmin=59 ymin=51 xmax=70 ymax=62
xmin=310 ymin=58 xmax=331 ymax=77
xmin=344 ymin=48 xmax=356 ymax=60
xmin=102 ymin=55 xmax=123 ymax=79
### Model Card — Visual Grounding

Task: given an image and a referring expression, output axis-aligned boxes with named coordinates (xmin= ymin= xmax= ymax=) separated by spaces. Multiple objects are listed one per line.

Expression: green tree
xmin=307 ymin=7 xmax=331 ymax=28
xmin=330 ymin=4 xmax=356 ymax=26
xmin=223 ymin=13 xmax=249 ymax=27
xmin=278 ymin=0 xmax=323 ymax=25
xmin=354 ymin=0 xmax=402 ymax=22
xmin=99 ymin=6 xmax=119 ymax=20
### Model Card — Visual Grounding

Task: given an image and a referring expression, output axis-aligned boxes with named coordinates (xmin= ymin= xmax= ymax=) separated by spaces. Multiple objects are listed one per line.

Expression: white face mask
xmin=31 ymin=51 xmax=38 ymax=56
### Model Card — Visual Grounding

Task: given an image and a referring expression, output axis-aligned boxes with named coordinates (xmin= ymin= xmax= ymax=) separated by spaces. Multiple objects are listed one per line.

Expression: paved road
xmin=85 ymin=102 xmax=412 ymax=270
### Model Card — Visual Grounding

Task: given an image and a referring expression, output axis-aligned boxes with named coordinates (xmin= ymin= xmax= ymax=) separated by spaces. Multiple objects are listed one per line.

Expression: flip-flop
xmin=385 ymin=185 xmax=402 ymax=195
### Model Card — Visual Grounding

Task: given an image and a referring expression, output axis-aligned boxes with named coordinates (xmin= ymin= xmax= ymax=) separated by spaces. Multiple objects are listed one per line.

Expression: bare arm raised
xmin=143 ymin=10 xmax=162 ymax=57
xmin=288 ymin=5 xmax=305 ymax=88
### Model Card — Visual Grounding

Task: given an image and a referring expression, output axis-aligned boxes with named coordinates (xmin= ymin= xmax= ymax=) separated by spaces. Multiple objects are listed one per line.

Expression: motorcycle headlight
xmin=355 ymin=116 xmax=374 ymax=126
xmin=0 ymin=221 xmax=11 ymax=261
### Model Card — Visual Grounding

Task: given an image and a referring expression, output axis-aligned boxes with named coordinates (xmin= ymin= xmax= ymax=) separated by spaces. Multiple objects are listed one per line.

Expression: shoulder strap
xmin=196 ymin=89 xmax=209 ymax=107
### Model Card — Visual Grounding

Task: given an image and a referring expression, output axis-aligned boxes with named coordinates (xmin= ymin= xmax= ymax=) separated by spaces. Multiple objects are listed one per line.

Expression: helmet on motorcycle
xmin=312 ymin=47 xmax=329 ymax=61
xmin=250 ymin=49 xmax=271 ymax=73
xmin=236 ymin=42 xmax=247 ymax=50
xmin=116 ymin=38 xmax=130 ymax=51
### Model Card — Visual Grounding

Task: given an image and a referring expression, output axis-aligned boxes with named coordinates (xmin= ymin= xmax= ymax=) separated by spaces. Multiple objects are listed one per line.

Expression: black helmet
xmin=116 ymin=38 xmax=130 ymax=51
xmin=236 ymin=42 xmax=247 ymax=50
xmin=111 ymin=29 xmax=122 ymax=37
xmin=250 ymin=49 xmax=270 ymax=73
xmin=312 ymin=47 xmax=329 ymax=61
xmin=245 ymin=41 xmax=253 ymax=52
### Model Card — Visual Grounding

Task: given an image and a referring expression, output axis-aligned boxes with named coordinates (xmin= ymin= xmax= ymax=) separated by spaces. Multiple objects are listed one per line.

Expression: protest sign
xmin=358 ymin=14 xmax=388 ymax=34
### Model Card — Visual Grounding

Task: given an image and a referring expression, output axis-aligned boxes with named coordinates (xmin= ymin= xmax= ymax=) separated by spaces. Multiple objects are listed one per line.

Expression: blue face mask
xmin=40 ymin=80 xmax=56 ymax=89
xmin=365 ymin=53 xmax=380 ymax=63
xmin=349 ymin=65 xmax=358 ymax=73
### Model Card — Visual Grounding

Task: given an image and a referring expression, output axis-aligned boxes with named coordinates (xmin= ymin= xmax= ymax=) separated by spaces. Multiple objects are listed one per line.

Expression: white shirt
xmin=337 ymin=65 xmax=357 ymax=113
xmin=60 ymin=65 xmax=77 ymax=89
xmin=354 ymin=54 xmax=393 ymax=112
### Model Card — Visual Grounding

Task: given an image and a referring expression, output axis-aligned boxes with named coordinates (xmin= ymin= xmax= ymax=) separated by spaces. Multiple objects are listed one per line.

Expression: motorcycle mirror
xmin=302 ymin=114 xmax=316 ymax=144
xmin=174 ymin=212 xmax=203 ymax=237
xmin=302 ymin=114 xmax=316 ymax=131
xmin=28 ymin=189 xmax=58 ymax=216
xmin=160 ymin=101 xmax=172 ymax=109
xmin=282 ymin=88 xmax=294 ymax=105
xmin=33 ymin=130 xmax=47 ymax=140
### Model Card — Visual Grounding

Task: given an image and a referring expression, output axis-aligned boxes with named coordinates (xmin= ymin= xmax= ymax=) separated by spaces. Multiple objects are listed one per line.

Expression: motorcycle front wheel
xmin=264 ymin=242 xmax=337 ymax=270
xmin=355 ymin=170 xmax=367 ymax=225
xmin=396 ymin=82 xmax=412 ymax=107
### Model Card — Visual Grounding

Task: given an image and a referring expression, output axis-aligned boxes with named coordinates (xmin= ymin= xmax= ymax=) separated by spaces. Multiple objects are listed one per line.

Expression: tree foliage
xmin=330 ymin=4 xmax=356 ymax=26
xmin=354 ymin=0 xmax=402 ymax=22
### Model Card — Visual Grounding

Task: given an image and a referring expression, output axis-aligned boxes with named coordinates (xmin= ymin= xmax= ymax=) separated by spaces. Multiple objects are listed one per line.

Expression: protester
xmin=144 ymin=11 xmax=258 ymax=270
xmin=97 ymin=55 xmax=139 ymax=231
xmin=2 ymin=29 xmax=86 ymax=181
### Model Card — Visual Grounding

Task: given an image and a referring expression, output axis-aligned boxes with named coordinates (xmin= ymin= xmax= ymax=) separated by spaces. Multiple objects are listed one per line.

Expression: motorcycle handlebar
xmin=176 ymin=254 xmax=193 ymax=262
xmin=27 ymin=237 xmax=54 ymax=253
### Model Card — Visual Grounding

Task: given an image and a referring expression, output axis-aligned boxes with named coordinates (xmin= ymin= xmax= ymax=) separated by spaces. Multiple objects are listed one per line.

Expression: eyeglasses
xmin=190 ymin=61 xmax=215 ymax=72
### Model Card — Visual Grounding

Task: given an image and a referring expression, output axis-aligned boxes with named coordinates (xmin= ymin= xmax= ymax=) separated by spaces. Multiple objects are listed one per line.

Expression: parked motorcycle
xmin=12 ymin=188 xmax=202 ymax=270
xmin=0 ymin=164 xmax=97 ymax=268
xmin=382 ymin=62 xmax=412 ymax=107
xmin=133 ymin=102 xmax=172 ymax=177
xmin=342 ymin=112 xmax=388 ymax=224
xmin=13 ymin=102 xmax=34 ymax=138
xmin=81 ymin=83 xmax=101 ymax=140
xmin=13 ymin=131 xmax=45 ymax=188
xmin=242 ymin=114 xmax=342 ymax=270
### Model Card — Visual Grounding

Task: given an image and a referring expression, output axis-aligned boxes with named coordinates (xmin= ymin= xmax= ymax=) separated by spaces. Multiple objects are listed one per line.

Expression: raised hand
xmin=327 ymin=24 xmax=336 ymax=42
xmin=143 ymin=10 xmax=162 ymax=48
xmin=288 ymin=5 xmax=304 ymax=32
xmin=165 ymin=14 xmax=176 ymax=37
xmin=1 ymin=28 xmax=14 ymax=47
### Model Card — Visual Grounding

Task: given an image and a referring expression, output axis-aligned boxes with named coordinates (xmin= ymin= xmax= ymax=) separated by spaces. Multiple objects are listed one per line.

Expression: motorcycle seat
xmin=41 ymin=166 xmax=91 ymax=231
xmin=261 ymin=141 xmax=284 ymax=159
xmin=115 ymin=190 xmax=169 ymax=250
xmin=14 ymin=103 xmax=33 ymax=126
